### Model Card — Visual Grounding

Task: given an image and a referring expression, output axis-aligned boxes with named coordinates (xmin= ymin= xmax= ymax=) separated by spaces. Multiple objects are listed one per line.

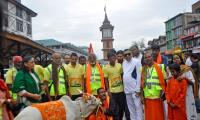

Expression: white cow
xmin=14 ymin=95 xmax=101 ymax=120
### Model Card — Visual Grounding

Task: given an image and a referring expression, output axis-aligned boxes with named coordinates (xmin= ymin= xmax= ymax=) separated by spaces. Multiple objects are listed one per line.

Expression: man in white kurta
xmin=122 ymin=49 xmax=143 ymax=120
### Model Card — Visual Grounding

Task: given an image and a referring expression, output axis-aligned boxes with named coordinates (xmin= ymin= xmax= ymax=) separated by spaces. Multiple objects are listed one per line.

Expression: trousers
xmin=112 ymin=92 xmax=130 ymax=120
xmin=126 ymin=93 xmax=143 ymax=120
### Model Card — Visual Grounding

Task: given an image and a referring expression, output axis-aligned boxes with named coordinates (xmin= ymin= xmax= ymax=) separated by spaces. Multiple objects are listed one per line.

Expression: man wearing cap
xmin=6 ymin=56 xmax=23 ymax=101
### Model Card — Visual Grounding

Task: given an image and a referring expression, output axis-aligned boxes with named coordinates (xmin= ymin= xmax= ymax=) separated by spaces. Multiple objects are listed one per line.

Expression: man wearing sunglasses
xmin=130 ymin=45 xmax=143 ymax=63
xmin=122 ymin=49 xmax=143 ymax=120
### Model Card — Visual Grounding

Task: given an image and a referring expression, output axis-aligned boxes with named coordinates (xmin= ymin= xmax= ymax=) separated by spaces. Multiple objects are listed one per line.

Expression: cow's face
xmin=77 ymin=94 xmax=101 ymax=118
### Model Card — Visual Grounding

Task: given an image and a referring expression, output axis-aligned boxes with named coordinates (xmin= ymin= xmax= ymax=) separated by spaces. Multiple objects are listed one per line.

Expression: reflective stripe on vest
xmin=10 ymin=68 xmax=18 ymax=100
xmin=86 ymin=63 xmax=105 ymax=95
xmin=47 ymin=65 xmax=66 ymax=96
xmin=144 ymin=64 xmax=164 ymax=98
xmin=90 ymin=67 xmax=101 ymax=95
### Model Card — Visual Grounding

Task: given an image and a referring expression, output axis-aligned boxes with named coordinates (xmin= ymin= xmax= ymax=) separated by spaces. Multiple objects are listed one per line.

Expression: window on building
xmin=27 ymin=24 xmax=31 ymax=35
xmin=183 ymin=41 xmax=186 ymax=49
xmin=174 ymin=16 xmax=182 ymax=27
xmin=26 ymin=13 xmax=31 ymax=22
xmin=196 ymin=8 xmax=200 ymax=13
xmin=3 ymin=14 xmax=8 ymax=27
xmin=174 ymin=29 xmax=179 ymax=38
xmin=186 ymin=40 xmax=193 ymax=48
xmin=16 ymin=19 xmax=23 ymax=32
xmin=193 ymin=39 xmax=197 ymax=46
xmin=195 ymin=26 xmax=198 ymax=33
xmin=178 ymin=16 xmax=182 ymax=26
xmin=191 ymin=28 xmax=195 ymax=33
xmin=197 ymin=38 xmax=200 ymax=46
xmin=180 ymin=27 xmax=183 ymax=35
xmin=184 ymin=30 xmax=187 ymax=35
xmin=16 ymin=7 xmax=22 ymax=18
xmin=106 ymin=41 xmax=109 ymax=48
xmin=174 ymin=19 xmax=177 ymax=27
xmin=187 ymin=29 xmax=190 ymax=35
xmin=175 ymin=27 xmax=183 ymax=38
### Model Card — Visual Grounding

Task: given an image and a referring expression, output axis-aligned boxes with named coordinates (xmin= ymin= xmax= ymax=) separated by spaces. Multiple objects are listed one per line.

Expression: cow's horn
xmin=77 ymin=89 xmax=83 ymax=94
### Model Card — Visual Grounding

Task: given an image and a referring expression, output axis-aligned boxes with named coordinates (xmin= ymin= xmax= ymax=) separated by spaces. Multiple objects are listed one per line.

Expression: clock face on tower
xmin=103 ymin=29 xmax=112 ymax=38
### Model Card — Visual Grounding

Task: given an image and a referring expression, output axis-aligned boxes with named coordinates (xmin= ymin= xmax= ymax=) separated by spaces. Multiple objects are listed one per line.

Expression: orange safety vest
xmin=31 ymin=101 xmax=66 ymax=120
xmin=88 ymin=96 xmax=113 ymax=120
xmin=141 ymin=62 xmax=166 ymax=92
xmin=86 ymin=63 xmax=105 ymax=94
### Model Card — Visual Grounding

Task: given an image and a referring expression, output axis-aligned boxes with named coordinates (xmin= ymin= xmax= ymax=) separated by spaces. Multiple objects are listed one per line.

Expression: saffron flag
xmin=88 ymin=43 xmax=94 ymax=54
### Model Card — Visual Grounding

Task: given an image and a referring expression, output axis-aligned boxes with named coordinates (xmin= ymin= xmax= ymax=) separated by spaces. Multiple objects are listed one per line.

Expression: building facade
xmin=178 ymin=1 xmax=200 ymax=53
xmin=192 ymin=1 xmax=200 ymax=13
xmin=181 ymin=21 xmax=200 ymax=53
xmin=36 ymin=39 xmax=88 ymax=57
xmin=147 ymin=35 xmax=167 ymax=54
xmin=0 ymin=0 xmax=53 ymax=68
xmin=2 ymin=0 xmax=36 ymax=39
xmin=100 ymin=8 xmax=114 ymax=60
xmin=165 ymin=13 xmax=200 ymax=50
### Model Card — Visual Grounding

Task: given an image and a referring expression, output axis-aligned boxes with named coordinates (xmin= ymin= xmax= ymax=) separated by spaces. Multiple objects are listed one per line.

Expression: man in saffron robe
xmin=88 ymin=88 xmax=119 ymax=120
xmin=141 ymin=52 xmax=166 ymax=120
xmin=85 ymin=54 xmax=105 ymax=96
xmin=166 ymin=63 xmax=187 ymax=120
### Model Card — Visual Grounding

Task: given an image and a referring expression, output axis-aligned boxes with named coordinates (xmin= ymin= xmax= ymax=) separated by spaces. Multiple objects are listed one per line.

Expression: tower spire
xmin=103 ymin=4 xmax=110 ymax=24
xmin=104 ymin=4 xmax=106 ymax=14
xmin=100 ymin=4 xmax=114 ymax=60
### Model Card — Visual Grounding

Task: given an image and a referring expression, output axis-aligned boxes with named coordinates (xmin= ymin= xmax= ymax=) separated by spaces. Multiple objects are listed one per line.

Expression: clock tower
xmin=100 ymin=7 xmax=114 ymax=60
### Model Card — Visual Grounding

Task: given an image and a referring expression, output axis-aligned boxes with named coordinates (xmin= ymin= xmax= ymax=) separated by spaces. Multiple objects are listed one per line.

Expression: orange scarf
xmin=103 ymin=96 xmax=110 ymax=109
xmin=88 ymin=96 xmax=113 ymax=120
xmin=156 ymin=53 xmax=162 ymax=64
xmin=141 ymin=62 xmax=166 ymax=92
xmin=32 ymin=101 xmax=66 ymax=120
xmin=86 ymin=63 xmax=105 ymax=94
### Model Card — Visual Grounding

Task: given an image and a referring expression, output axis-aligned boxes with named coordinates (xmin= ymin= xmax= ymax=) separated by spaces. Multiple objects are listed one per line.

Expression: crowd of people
xmin=0 ymin=44 xmax=199 ymax=120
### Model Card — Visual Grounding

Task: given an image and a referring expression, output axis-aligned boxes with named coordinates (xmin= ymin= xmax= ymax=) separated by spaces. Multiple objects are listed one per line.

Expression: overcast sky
xmin=22 ymin=0 xmax=198 ymax=58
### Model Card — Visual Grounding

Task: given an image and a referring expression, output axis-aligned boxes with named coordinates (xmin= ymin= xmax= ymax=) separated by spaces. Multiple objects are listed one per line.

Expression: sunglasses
xmin=124 ymin=53 xmax=131 ymax=56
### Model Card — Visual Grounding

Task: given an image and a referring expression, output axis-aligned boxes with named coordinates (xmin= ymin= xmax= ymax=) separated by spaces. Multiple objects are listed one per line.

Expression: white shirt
xmin=185 ymin=57 xmax=192 ymax=66
xmin=134 ymin=53 xmax=143 ymax=64
xmin=122 ymin=58 xmax=142 ymax=94
xmin=30 ymin=72 xmax=40 ymax=92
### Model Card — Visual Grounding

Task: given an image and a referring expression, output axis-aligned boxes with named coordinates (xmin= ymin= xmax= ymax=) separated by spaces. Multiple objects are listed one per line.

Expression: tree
xmin=131 ymin=38 xmax=146 ymax=51
xmin=139 ymin=38 xmax=146 ymax=50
